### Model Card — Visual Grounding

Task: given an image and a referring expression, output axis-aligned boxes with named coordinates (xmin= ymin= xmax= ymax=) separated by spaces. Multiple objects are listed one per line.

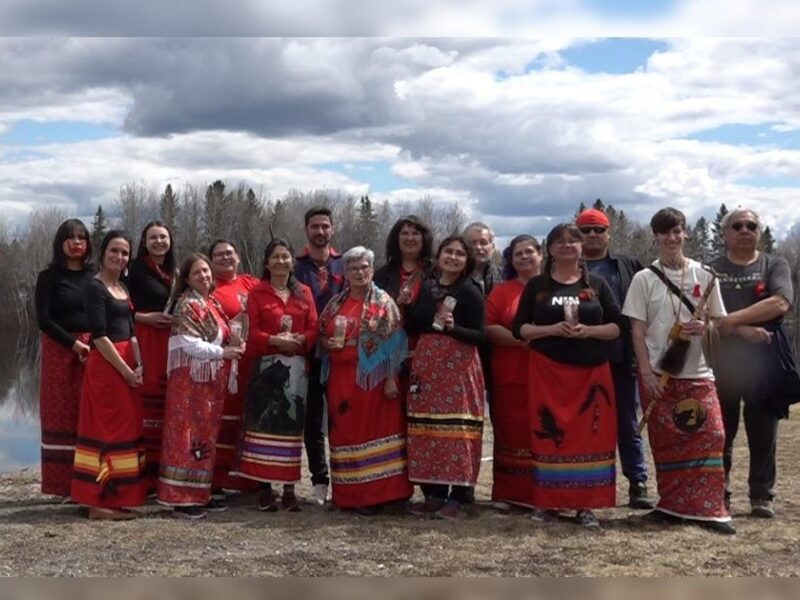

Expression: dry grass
xmin=1 ymin=411 xmax=799 ymax=576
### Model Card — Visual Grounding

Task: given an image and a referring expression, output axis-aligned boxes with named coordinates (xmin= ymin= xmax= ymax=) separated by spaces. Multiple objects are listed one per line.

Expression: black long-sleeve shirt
xmin=126 ymin=258 xmax=171 ymax=313
xmin=84 ymin=278 xmax=135 ymax=344
xmin=35 ymin=266 xmax=94 ymax=349
xmin=404 ymin=278 xmax=486 ymax=347
xmin=511 ymin=273 xmax=622 ymax=366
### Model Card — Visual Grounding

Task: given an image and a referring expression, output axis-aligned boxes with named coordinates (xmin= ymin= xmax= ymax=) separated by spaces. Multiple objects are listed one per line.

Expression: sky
xmin=1 ymin=2 xmax=800 ymax=244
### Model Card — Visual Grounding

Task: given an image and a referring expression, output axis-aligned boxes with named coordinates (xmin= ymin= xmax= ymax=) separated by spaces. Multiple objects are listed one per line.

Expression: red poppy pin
xmin=754 ymin=281 xmax=767 ymax=297
xmin=578 ymin=290 xmax=591 ymax=302
xmin=692 ymin=283 xmax=702 ymax=298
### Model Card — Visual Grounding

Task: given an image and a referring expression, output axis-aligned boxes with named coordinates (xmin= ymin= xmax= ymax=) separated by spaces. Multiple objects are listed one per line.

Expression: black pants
xmin=420 ymin=483 xmax=472 ymax=503
xmin=304 ymin=358 xmax=329 ymax=486
xmin=718 ymin=387 xmax=778 ymax=501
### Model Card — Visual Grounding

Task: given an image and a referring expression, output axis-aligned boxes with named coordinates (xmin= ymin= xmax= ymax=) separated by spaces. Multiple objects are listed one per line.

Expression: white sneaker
xmin=311 ymin=484 xmax=328 ymax=506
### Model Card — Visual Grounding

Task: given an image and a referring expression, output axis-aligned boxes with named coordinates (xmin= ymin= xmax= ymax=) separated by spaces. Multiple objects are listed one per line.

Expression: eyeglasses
xmin=578 ymin=226 xmax=608 ymax=235
xmin=347 ymin=265 xmax=372 ymax=273
xmin=212 ymin=250 xmax=236 ymax=259
xmin=731 ymin=221 xmax=758 ymax=232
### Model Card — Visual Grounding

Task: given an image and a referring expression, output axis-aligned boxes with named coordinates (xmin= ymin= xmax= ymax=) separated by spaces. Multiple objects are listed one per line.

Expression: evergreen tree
xmin=592 ymin=198 xmax=605 ymax=211
xmin=159 ymin=183 xmax=179 ymax=230
xmin=760 ymin=226 xmax=776 ymax=253
xmin=711 ymin=203 xmax=729 ymax=258
xmin=204 ymin=180 xmax=228 ymax=245
xmin=356 ymin=195 xmax=379 ymax=252
xmin=575 ymin=201 xmax=587 ymax=218
xmin=686 ymin=216 xmax=712 ymax=263
xmin=91 ymin=205 xmax=108 ymax=254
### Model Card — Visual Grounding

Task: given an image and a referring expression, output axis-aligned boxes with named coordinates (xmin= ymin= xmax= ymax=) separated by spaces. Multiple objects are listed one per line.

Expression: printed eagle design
xmin=579 ymin=383 xmax=611 ymax=414
xmin=534 ymin=406 xmax=565 ymax=448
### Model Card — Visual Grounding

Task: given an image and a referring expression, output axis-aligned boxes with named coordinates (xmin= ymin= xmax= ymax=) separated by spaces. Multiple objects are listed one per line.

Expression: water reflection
xmin=0 ymin=334 xmax=40 ymax=473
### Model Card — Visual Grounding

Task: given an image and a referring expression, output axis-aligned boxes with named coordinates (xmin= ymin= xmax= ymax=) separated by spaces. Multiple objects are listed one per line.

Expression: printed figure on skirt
xmin=404 ymin=235 xmax=487 ymax=520
xmin=485 ymin=234 xmax=542 ymax=512
xmin=512 ymin=223 xmax=622 ymax=530
xmin=623 ymin=207 xmax=735 ymax=535
xmin=209 ymin=238 xmax=261 ymax=496
xmin=156 ymin=253 xmax=245 ymax=520
xmin=233 ymin=238 xmax=319 ymax=513
xmin=35 ymin=219 xmax=94 ymax=499
xmin=126 ymin=221 xmax=177 ymax=491
xmin=319 ymin=246 xmax=412 ymax=515
xmin=71 ymin=231 xmax=146 ymax=520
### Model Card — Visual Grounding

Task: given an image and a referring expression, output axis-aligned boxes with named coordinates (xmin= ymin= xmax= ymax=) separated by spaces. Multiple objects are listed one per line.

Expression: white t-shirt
xmin=622 ymin=258 xmax=726 ymax=379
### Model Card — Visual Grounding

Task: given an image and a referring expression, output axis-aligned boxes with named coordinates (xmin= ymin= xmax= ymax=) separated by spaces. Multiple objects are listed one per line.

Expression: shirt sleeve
xmin=246 ymin=289 xmax=271 ymax=356
xmin=768 ymin=255 xmax=794 ymax=306
xmin=303 ymin=287 xmax=320 ymax=353
xmin=622 ymin=272 xmax=649 ymax=322
xmin=84 ymin=279 xmax=109 ymax=340
xmin=485 ymin=285 xmax=502 ymax=327
xmin=596 ymin=276 xmax=623 ymax=327
xmin=511 ymin=278 xmax=538 ymax=339
xmin=448 ymin=283 xmax=486 ymax=347
xmin=35 ymin=269 xmax=77 ymax=349
xmin=170 ymin=333 xmax=224 ymax=360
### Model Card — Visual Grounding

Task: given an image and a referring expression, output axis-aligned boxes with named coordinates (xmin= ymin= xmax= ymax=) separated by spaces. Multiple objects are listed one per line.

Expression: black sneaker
xmin=628 ymin=481 xmax=656 ymax=510
xmin=174 ymin=505 xmax=208 ymax=520
xmin=750 ymin=499 xmax=775 ymax=519
xmin=576 ymin=509 xmax=600 ymax=529
xmin=698 ymin=520 xmax=736 ymax=535
xmin=204 ymin=498 xmax=229 ymax=512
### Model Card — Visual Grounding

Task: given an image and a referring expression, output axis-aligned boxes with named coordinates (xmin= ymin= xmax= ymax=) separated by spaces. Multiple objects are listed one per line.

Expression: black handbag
xmin=750 ymin=322 xmax=800 ymax=419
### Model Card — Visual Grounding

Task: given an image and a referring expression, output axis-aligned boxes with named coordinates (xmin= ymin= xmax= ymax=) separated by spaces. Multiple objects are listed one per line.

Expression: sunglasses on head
xmin=578 ymin=226 xmax=608 ymax=235
xmin=731 ymin=221 xmax=758 ymax=232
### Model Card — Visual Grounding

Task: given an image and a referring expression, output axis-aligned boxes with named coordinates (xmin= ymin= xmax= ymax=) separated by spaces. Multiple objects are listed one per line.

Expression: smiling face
xmin=655 ymin=225 xmax=687 ymax=260
xmin=266 ymin=245 xmax=294 ymax=279
xmin=145 ymin=225 xmax=171 ymax=260
xmin=305 ymin=214 xmax=333 ymax=249
xmin=187 ymin=258 xmax=214 ymax=297
xmin=345 ymin=258 xmax=373 ymax=290
xmin=438 ymin=240 xmax=469 ymax=278
xmin=724 ymin=210 xmax=760 ymax=255
xmin=211 ymin=242 xmax=240 ymax=280
xmin=102 ymin=237 xmax=131 ymax=275
xmin=398 ymin=223 xmax=423 ymax=260
xmin=548 ymin=232 xmax=583 ymax=263
xmin=511 ymin=240 xmax=542 ymax=278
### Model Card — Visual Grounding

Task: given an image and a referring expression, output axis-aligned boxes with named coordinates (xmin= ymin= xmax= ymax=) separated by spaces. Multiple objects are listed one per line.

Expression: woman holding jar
xmin=234 ymin=239 xmax=318 ymax=512
xmin=319 ymin=246 xmax=412 ymax=514
xmin=404 ymin=235 xmax=487 ymax=520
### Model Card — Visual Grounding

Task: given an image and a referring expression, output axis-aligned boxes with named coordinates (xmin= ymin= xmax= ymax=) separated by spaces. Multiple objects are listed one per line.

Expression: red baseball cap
xmin=576 ymin=209 xmax=610 ymax=228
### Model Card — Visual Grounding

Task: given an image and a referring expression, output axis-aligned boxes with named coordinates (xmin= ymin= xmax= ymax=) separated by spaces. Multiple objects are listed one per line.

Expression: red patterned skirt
xmin=528 ymin=351 xmax=617 ymax=510
xmin=642 ymin=377 xmax=730 ymax=522
xmin=135 ymin=322 xmax=169 ymax=489
xmin=157 ymin=364 xmax=228 ymax=506
xmin=71 ymin=341 xmax=146 ymax=508
xmin=39 ymin=332 xmax=90 ymax=496
xmin=406 ymin=334 xmax=485 ymax=487
xmin=234 ymin=355 xmax=308 ymax=485
xmin=491 ymin=381 xmax=536 ymax=508
xmin=327 ymin=356 xmax=413 ymax=508
xmin=213 ymin=356 xmax=258 ymax=492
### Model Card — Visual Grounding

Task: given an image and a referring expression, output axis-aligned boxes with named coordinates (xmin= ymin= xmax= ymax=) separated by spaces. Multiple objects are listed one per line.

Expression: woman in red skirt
xmin=234 ymin=239 xmax=318 ymax=512
xmin=623 ymin=207 xmax=733 ymax=535
xmin=72 ymin=230 xmax=146 ymax=520
xmin=512 ymin=223 xmax=621 ymax=529
xmin=127 ymin=221 xmax=176 ymax=491
xmin=319 ymin=246 xmax=412 ymax=514
xmin=35 ymin=219 xmax=94 ymax=498
xmin=209 ymin=239 xmax=260 ymax=495
xmin=405 ymin=235 xmax=487 ymax=520
xmin=486 ymin=234 xmax=542 ymax=511
xmin=157 ymin=253 xmax=245 ymax=519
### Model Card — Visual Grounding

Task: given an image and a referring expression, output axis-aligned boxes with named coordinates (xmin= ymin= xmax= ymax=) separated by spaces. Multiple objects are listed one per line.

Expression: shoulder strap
xmin=648 ymin=265 xmax=695 ymax=314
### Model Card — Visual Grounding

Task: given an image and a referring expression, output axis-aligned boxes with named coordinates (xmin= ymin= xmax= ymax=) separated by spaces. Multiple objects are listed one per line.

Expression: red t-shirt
xmin=485 ymin=279 xmax=529 ymax=387
xmin=212 ymin=274 xmax=260 ymax=319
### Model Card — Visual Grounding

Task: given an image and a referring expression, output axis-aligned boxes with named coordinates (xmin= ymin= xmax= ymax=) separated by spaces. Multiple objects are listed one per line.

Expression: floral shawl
xmin=319 ymin=282 xmax=407 ymax=390
xmin=167 ymin=287 xmax=230 ymax=386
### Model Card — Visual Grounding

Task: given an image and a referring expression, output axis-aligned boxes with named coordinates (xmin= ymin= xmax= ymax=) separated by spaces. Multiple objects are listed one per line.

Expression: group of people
xmin=35 ymin=203 xmax=793 ymax=535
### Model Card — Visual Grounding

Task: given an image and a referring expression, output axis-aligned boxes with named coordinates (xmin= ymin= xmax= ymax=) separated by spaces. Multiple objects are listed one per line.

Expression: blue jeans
xmin=611 ymin=361 xmax=648 ymax=484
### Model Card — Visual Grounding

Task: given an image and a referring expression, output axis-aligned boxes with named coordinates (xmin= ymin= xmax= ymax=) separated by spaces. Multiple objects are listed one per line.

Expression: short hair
xmin=261 ymin=238 xmax=298 ymax=290
xmin=463 ymin=221 xmax=495 ymax=242
xmin=384 ymin=215 xmax=434 ymax=269
xmin=50 ymin=218 xmax=92 ymax=270
xmin=304 ymin=206 xmax=333 ymax=227
xmin=136 ymin=221 xmax=176 ymax=273
xmin=176 ymin=252 xmax=214 ymax=298
xmin=98 ymin=230 xmax=133 ymax=267
xmin=721 ymin=207 xmax=761 ymax=231
xmin=342 ymin=245 xmax=375 ymax=269
xmin=436 ymin=235 xmax=476 ymax=280
xmin=502 ymin=234 xmax=541 ymax=280
xmin=650 ymin=207 xmax=687 ymax=235
xmin=208 ymin=238 xmax=238 ymax=257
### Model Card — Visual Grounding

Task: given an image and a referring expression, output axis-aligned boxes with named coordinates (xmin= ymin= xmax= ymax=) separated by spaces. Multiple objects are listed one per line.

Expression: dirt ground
xmin=2 ymin=413 xmax=799 ymax=577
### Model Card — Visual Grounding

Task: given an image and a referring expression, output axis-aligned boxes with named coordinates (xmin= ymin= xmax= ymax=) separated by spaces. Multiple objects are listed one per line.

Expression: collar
xmin=297 ymin=246 xmax=341 ymax=260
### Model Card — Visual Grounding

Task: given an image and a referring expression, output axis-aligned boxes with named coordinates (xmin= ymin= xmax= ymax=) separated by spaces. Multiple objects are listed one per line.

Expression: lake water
xmin=0 ymin=336 xmax=41 ymax=473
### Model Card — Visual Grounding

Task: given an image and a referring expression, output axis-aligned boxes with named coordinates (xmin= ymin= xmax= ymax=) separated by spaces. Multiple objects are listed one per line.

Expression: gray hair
xmin=464 ymin=221 xmax=495 ymax=242
xmin=721 ymin=207 xmax=761 ymax=231
xmin=342 ymin=245 xmax=375 ymax=268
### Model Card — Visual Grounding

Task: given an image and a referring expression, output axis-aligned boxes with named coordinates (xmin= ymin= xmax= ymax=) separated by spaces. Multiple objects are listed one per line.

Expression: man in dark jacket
xmin=577 ymin=208 xmax=654 ymax=509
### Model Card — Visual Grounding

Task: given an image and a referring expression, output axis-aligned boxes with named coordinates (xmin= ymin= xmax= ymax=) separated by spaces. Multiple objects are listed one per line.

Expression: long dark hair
xmin=435 ymin=235 xmax=476 ymax=284
xmin=136 ymin=221 xmax=176 ymax=273
xmin=50 ymin=218 xmax=92 ymax=269
xmin=384 ymin=215 xmax=434 ymax=270
xmin=262 ymin=238 xmax=298 ymax=290
xmin=98 ymin=230 xmax=133 ymax=273
xmin=175 ymin=253 xmax=214 ymax=297
xmin=537 ymin=223 xmax=595 ymax=302
xmin=501 ymin=234 xmax=541 ymax=280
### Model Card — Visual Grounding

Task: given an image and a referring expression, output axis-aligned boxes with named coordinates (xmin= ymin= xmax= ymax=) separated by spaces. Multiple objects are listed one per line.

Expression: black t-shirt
xmin=35 ymin=266 xmax=94 ymax=349
xmin=84 ymin=278 xmax=135 ymax=343
xmin=404 ymin=278 xmax=486 ymax=347
xmin=126 ymin=258 xmax=171 ymax=312
xmin=512 ymin=273 xmax=622 ymax=366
